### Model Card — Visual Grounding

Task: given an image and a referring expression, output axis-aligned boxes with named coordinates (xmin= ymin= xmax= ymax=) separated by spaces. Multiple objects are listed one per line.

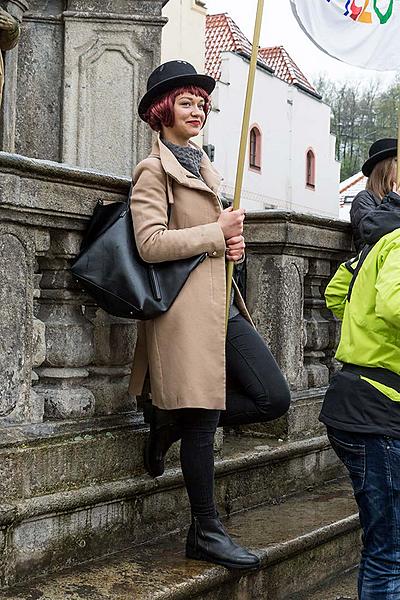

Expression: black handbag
xmin=70 ymin=186 xmax=207 ymax=320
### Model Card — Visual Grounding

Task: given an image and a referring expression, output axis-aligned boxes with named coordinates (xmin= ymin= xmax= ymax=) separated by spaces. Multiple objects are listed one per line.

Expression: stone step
xmin=0 ymin=414 xmax=147 ymax=503
xmin=298 ymin=568 xmax=358 ymax=600
xmin=0 ymin=401 xmax=328 ymax=506
xmin=0 ymin=480 xmax=360 ymax=600
xmin=0 ymin=429 xmax=343 ymax=588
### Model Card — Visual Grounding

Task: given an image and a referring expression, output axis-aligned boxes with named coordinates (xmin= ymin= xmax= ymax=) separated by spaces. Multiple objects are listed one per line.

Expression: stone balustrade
xmin=0 ymin=153 xmax=134 ymax=424
xmin=0 ymin=152 xmax=353 ymax=429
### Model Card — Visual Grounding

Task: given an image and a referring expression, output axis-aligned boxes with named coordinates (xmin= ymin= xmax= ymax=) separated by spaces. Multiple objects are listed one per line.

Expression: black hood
xmin=360 ymin=191 xmax=400 ymax=245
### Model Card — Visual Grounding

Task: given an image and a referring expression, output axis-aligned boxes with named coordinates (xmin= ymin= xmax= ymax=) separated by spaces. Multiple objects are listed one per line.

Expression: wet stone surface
xmin=0 ymin=480 xmax=358 ymax=600
xmin=299 ymin=567 xmax=358 ymax=600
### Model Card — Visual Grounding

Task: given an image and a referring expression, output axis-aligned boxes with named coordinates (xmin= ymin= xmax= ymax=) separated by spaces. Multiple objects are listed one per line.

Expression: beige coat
xmin=128 ymin=137 xmax=251 ymax=410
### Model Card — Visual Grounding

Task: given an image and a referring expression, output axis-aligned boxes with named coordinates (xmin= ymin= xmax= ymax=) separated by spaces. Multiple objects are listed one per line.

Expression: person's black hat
xmin=362 ymin=138 xmax=398 ymax=177
xmin=138 ymin=60 xmax=216 ymax=121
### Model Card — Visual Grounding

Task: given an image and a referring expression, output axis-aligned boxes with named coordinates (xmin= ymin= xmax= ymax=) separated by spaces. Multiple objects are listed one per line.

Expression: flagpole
xmin=225 ymin=0 xmax=265 ymax=326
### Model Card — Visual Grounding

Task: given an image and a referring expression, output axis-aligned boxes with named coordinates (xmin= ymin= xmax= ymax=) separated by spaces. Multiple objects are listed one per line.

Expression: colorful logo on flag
xmin=325 ymin=0 xmax=394 ymax=25
xmin=290 ymin=0 xmax=400 ymax=70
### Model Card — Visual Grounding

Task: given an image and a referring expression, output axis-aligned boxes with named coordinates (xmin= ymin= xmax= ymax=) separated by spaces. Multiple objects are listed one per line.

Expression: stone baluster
xmin=0 ymin=211 xmax=48 ymax=423
xmin=303 ymin=257 xmax=334 ymax=389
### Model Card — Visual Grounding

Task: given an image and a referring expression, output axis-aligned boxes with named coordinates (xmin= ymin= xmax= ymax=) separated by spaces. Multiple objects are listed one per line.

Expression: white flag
xmin=290 ymin=0 xmax=400 ymax=71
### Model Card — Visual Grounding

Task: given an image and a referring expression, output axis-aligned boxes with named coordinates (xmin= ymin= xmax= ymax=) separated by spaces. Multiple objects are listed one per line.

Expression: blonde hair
xmin=366 ymin=156 xmax=397 ymax=200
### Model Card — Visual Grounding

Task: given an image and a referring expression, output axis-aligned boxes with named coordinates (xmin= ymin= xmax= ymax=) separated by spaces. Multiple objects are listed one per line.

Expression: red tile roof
xmin=205 ymin=13 xmax=318 ymax=97
xmin=258 ymin=46 xmax=318 ymax=95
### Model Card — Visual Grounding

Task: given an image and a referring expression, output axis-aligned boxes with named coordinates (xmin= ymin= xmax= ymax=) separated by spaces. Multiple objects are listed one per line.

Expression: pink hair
xmin=144 ymin=86 xmax=212 ymax=132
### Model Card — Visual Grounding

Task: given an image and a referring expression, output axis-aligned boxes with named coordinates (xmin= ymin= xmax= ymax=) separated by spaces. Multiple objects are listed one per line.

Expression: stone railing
xmin=0 ymin=152 xmax=353 ymax=428
xmin=245 ymin=210 xmax=352 ymax=390
xmin=0 ymin=153 xmax=133 ymax=424
xmin=243 ymin=210 xmax=352 ymax=438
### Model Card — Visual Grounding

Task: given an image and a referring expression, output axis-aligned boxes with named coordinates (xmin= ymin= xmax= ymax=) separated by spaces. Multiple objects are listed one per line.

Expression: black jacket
xmin=349 ymin=189 xmax=380 ymax=252
xmin=360 ymin=191 xmax=400 ymax=245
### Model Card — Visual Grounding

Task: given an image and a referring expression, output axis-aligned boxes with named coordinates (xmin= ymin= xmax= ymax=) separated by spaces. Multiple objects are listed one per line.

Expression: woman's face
xmin=163 ymin=92 xmax=206 ymax=145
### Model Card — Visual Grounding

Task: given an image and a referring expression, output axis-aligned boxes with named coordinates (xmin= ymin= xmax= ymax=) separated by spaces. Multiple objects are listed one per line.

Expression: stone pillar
xmin=247 ymin=252 xmax=307 ymax=391
xmin=9 ymin=0 xmax=166 ymax=172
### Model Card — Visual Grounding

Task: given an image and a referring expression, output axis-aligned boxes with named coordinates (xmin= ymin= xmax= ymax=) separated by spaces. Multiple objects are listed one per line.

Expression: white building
xmin=162 ymin=0 xmax=206 ymax=72
xmin=162 ymin=0 xmax=207 ymax=147
xmin=339 ymin=172 xmax=367 ymax=221
xmin=162 ymin=6 xmax=341 ymax=217
xmin=205 ymin=14 xmax=340 ymax=217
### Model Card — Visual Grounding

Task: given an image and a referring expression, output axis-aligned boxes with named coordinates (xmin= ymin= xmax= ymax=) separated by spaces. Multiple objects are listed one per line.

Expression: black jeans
xmin=179 ymin=314 xmax=291 ymax=518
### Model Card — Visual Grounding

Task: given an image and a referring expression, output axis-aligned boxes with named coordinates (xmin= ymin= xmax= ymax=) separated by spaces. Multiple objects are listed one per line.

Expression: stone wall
xmin=1 ymin=0 xmax=166 ymax=175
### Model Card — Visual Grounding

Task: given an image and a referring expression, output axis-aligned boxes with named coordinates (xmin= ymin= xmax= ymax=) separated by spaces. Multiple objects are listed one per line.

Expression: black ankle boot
xmin=144 ymin=406 xmax=181 ymax=478
xmin=186 ymin=515 xmax=260 ymax=570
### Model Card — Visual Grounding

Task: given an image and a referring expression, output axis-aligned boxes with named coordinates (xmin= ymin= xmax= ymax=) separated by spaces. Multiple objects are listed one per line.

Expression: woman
xmin=129 ymin=60 xmax=290 ymax=570
xmin=350 ymin=138 xmax=397 ymax=252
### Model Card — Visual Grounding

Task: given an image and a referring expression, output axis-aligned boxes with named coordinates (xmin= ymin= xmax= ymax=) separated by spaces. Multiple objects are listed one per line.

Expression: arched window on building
xmin=306 ymin=149 xmax=316 ymax=189
xmin=249 ymin=126 xmax=262 ymax=172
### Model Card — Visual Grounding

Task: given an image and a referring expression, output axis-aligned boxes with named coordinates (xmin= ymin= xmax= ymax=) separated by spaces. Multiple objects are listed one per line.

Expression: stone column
xmin=247 ymin=252 xmax=307 ymax=391
xmin=9 ymin=0 xmax=166 ymax=172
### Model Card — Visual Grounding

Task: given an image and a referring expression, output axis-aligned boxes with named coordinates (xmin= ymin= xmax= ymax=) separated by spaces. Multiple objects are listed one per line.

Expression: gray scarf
xmin=162 ymin=139 xmax=203 ymax=178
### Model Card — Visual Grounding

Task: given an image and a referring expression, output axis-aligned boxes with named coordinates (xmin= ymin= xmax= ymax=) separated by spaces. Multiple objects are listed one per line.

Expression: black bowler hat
xmin=138 ymin=60 xmax=216 ymax=121
xmin=362 ymin=138 xmax=398 ymax=176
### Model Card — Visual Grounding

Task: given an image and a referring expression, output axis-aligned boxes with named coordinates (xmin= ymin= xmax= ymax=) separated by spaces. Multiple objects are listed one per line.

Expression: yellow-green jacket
xmin=325 ymin=228 xmax=400 ymax=402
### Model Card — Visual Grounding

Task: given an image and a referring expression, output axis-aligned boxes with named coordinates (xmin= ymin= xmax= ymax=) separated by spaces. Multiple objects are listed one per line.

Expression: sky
xmin=205 ymin=0 xmax=396 ymax=88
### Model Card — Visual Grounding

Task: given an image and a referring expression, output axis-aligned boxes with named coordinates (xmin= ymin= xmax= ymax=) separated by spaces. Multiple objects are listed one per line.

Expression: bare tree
xmin=314 ymin=75 xmax=398 ymax=180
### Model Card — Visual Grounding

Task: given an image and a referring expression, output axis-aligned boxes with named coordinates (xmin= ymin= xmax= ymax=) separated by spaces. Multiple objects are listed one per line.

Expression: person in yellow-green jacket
xmin=320 ymin=191 xmax=400 ymax=599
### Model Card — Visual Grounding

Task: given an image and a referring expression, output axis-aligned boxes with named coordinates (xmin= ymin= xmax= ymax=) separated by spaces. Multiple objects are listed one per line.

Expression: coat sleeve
xmin=350 ymin=191 xmax=379 ymax=252
xmin=375 ymin=244 xmax=400 ymax=330
xmin=325 ymin=262 xmax=353 ymax=321
xmin=130 ymin=158 xmax=226 ymax=263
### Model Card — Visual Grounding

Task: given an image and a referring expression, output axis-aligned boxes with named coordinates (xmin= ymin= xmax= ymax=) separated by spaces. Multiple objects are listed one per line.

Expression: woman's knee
xmin=270 ymin=383 xmax=291 ymax=420
xmin=256 ymin=380 xmax=291 ymax=422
